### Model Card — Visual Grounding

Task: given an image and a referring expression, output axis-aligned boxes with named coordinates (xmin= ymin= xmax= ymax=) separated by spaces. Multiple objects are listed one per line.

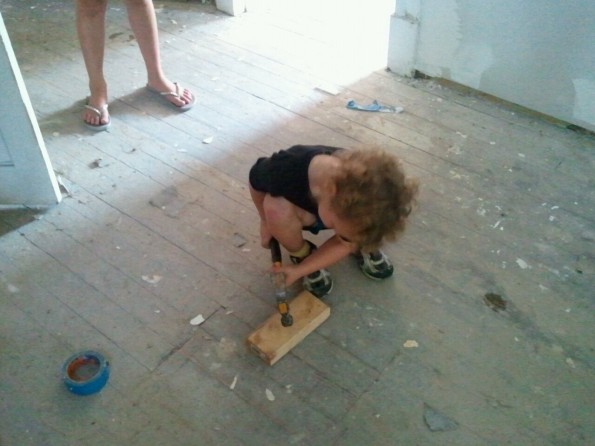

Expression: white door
xmin=0 ymin=13 xmax=61 ymax=208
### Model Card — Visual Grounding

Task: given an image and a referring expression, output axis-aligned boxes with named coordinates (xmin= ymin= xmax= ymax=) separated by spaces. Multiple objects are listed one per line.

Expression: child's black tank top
xmin=249 ymin=144 xmax=342 ymax=215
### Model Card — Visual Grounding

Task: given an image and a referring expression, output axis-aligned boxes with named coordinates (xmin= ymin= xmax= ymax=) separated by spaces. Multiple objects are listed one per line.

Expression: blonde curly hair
xmin=330 ymin=148 xmax=418 ymax=251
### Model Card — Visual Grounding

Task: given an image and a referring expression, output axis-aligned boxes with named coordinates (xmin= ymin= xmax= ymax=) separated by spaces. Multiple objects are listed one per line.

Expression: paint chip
xmin=190 ymin=314 xmax=205 ymax=326
xmin=516 ymin=258 xmax=529 ymax=269
xmin=233 ymin=232 xmax=248 ymax=247
xmin=265 ymin=388 xmax=275 ymax=401
xmin=229 ymin=375 xmax=238 ymax=390
xmin=142 ymin=274 xmax=163 ymax=285
xmin=202 ymin=136 xmax=214 ymax=144
xmin=403 ymin=340 xmax=419 ymax=348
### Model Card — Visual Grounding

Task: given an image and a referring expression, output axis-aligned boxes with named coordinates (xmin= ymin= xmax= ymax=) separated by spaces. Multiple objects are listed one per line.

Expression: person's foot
xmin=83 ymin=97 xmax=110 ymax=131
xmin=290 ymin=240 xmax=334 ymax=298
xmin=146 ymin=80 xmax=195 ymax=110
xmin=355 ymin=250 xmax=394 ymax=280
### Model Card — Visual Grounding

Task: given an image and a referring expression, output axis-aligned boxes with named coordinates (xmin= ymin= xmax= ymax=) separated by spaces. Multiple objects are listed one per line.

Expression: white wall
xmin=388 ymin=0 xmax=595 ymax=132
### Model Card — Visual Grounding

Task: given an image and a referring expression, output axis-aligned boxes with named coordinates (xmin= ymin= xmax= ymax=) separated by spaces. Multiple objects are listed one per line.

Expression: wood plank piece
xmin=246 ymin=290 xmax=330 ymax=366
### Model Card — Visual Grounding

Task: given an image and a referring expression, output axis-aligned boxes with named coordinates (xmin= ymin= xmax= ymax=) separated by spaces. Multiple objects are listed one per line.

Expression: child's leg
xmin=262 ymin=195 xmax=333 ymax=297
xmin=289 ymin=240 xmax=333 ymax=297
xmin=261 ymin=195 xmax=307 ymax=252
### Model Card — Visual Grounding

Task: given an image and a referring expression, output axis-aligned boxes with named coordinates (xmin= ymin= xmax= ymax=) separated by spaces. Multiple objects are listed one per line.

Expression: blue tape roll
xmin=62 ymin=351 xmax=110 ymax=396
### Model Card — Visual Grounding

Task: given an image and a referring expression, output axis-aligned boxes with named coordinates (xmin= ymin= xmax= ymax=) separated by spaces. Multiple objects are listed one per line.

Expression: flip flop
xmin=83 ymin=103 xmax=111 ymax=131
xmin=146 ymin=82 xmax=195 ymax=111
xmin=346 ymin=99 xmax=404 ymax=113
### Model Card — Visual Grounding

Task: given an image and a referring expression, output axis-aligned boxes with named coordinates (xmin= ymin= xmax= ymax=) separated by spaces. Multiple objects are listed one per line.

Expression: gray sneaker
xmin=290 ymin=240 xmax=333 ymax=298
xmin=355 ymin=250 xmax=394 ymax=280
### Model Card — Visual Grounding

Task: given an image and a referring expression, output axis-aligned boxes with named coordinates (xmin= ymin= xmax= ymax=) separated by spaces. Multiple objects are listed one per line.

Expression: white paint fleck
xmin=202 ymin=136 xmax=214 ymax=144
xmin=265 ymin=388 xmax=275 ymax=401
xmin=142 ymin=274 xmax=162 ymax=285
xmin=403 ymin=340 xmax=419 ymax=348
xmin=493 ymin=220 xmax=501 ymax=229
xmin=190 ymin=314 xmax=205 ymax=326
xmin=516 ymin=258 xmax=529 ymax=269
xmin=229 ymin=375 xmax=238 ymax=390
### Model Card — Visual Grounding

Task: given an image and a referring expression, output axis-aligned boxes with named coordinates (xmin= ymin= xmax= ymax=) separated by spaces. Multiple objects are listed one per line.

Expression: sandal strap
xmin=84 ymin=103 xmax=108 ymax=118
xmin=157 ymin=82 xmax=183 ymax=99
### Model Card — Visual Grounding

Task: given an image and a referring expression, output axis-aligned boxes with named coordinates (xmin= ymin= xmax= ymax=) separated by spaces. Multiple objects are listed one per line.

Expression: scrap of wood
xmin=246 ymin=290 xmax=330 ymax=366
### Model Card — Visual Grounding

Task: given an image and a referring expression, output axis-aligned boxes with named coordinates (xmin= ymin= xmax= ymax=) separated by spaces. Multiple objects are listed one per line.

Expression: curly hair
xmin=330 ymin=148 xmax=418 ymax=251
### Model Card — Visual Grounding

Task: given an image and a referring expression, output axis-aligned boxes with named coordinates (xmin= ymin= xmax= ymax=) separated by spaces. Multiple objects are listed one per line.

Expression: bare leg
xmin=124 ymin=0 xmax=194 ymax=107
xmin=76 ymin=0 xmax=110 ymax=126
xmin=262 ymin=195 xmax=308 ymax=253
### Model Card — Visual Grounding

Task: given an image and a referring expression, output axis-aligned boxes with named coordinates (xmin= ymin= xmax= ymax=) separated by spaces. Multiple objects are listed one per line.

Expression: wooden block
xmin=246 ymin=290 xmax=330 ymax=366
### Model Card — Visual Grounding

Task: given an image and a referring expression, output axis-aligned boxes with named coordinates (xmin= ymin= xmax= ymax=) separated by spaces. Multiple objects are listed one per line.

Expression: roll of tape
xmin=62 ymin=351 xmax=110 ymax=396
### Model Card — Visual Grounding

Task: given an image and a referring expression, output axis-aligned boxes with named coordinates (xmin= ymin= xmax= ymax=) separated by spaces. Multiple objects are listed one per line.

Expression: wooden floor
xmin=1 ymin=1 xmax=594 ymax=445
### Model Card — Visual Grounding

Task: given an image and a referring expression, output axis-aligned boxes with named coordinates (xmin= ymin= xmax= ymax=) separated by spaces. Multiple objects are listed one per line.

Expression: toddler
xmin=249 ymin=144 xmax=418 ymax=297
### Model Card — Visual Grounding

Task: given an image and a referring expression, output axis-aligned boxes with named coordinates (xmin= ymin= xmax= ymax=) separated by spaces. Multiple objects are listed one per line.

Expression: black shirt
xmin=249 ymin=144 xmax=342 ymax=215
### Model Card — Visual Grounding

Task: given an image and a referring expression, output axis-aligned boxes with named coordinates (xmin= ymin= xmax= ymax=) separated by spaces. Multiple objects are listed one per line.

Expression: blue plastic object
xmin=62 ymin=351 xmax=110 ymax=396
xmin=346 ymin=99 xmax=403 ymax=113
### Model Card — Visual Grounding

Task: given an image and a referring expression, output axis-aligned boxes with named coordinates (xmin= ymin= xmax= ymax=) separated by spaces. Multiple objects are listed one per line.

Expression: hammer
xmin=270 ymin=238 xmax=293 ymax=327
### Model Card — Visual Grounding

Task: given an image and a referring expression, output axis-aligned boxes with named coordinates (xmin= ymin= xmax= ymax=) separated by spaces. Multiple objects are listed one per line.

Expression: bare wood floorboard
xmin=1 ymin=1 xmax=594 ymax=445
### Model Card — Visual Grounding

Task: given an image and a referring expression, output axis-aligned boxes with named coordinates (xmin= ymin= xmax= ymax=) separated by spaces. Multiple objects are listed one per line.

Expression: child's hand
xmin=260 ymin=220 xmax=272 ymax=248
xmin=271 ymin=264 xmax=300 ymax=287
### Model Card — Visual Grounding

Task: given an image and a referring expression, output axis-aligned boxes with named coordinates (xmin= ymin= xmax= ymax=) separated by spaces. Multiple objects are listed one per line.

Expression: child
xmin=249 ymin=144 xmax=418 ymax=297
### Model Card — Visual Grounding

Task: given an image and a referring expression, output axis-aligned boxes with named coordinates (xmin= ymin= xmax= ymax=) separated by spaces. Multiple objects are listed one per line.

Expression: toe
xmin=182 ymin=89 xmax=195 ymax=105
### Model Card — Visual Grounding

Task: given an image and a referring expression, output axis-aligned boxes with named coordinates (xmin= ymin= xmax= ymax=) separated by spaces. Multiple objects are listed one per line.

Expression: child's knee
xmin=262 ymin=195 xmax=294 ymax=225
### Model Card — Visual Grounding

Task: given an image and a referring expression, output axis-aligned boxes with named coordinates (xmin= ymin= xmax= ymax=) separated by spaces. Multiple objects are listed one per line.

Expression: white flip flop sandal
xmin=146 ymin=82 xmax=195 ymax=111
xmin=83 ymin=103 xmax=111 ymax=131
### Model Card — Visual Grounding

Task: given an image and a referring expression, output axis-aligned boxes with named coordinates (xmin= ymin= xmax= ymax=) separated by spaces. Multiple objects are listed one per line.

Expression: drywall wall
xmin=388 ymin=0 xmax=595 ymax=131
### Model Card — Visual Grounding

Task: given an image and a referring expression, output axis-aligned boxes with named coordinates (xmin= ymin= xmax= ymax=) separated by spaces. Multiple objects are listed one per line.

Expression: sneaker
xmin=290 ymin=240 xmax=334 ymax=298
xmin=355 ymin=250 xmax=394 ymax=280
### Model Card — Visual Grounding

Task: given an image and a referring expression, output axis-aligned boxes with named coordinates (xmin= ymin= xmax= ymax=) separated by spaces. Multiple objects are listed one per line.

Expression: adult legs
xmin=76 ymin=0 xmax=110 ymax=126
xmin=124 ymin=0 xmax=194 ymax=107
